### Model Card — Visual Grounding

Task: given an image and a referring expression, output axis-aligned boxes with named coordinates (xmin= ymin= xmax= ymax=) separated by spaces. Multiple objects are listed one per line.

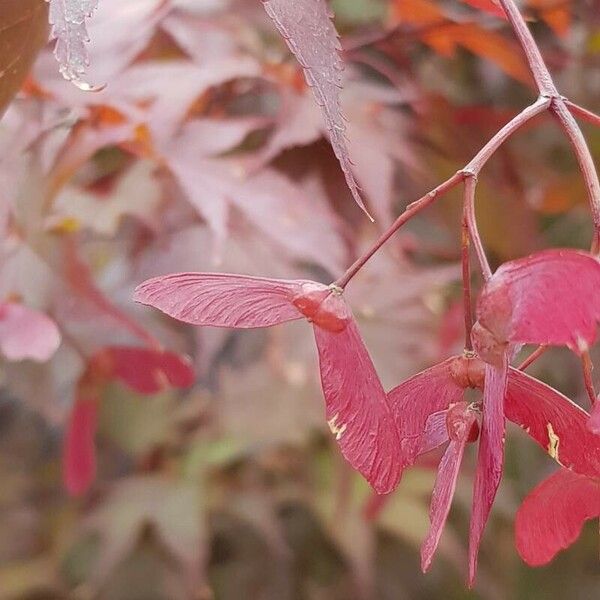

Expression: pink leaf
xmin=473 ymin=250 xmax=600 ymax=362
xmin=262 ymin=0 xmax=371 ymax=219
xmin=506 ymin=368 xmax=600 ymax=478
xmin=63 ymin=396 xmax=98 ymax=496
xmin=387 ymin=356 xmax=472 ymax=469
xmin=515 ymin=469 xmax=600 ymax=566
xmin=313 ymin=315 xmax=401 ymax=494
xmin=98 ymin=347 xmax=196 ymax=395
xmin=0 ymin=303 xmax=61 ymax=362
xmin=134 ymin=273 xmax=307 ymax=328
xmin=468 ymin=356 xmax=508 ymax=586
xmin=47 ymin=0 xmax=101 ymax=90
xmin=421 ymin=402 xmax=477 ymax=572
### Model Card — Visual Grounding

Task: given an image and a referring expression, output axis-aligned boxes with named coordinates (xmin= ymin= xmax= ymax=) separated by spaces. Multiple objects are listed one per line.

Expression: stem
xmin=498 ymin=0 xmax=600 ymax=252
xmin=461 ymin=211 xmax=474 ymax=351
xmin=463 ymin=176 xmax=492 ymax=281
xmin=334 ymin=99 xmax=549 ymax=289
xmin=497 ymin=0 xmax=557 ymax=96
xmin=551 ymin=99 xmax=600 ymax=252
xmin=581 ymin=351 xmax=597 ymax=409
xmin=517 ymin=345 xmax=548 ymax=371
xmin=464 ymin=97 xmax=551 ymax=174
xmin=565 ymin=101 xmax=600 ymax=129
xmin=335 ymin=172 xmax=464 ymax=288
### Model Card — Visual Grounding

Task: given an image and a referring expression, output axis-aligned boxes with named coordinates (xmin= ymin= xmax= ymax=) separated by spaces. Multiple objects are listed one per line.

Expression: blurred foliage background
xmin=0 ymin=0 xmax=600 ymax=598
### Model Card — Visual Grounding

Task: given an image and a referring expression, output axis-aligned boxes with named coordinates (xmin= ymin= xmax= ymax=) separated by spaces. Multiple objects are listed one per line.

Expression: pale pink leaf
xmin=0 ymin=303 xmax=61 ymax=362
xmin=506 ymin=368 xmax=600 ymax=477
xmin=64 ymin=238 xmax=155 ymax=347
xmin=468 ymin=356 xmax=508 ymax=586
xmin=47 ymin=0 xmax=101 ymax=90
xmin=63 ymin=397 xmax=98 ymax=496
xmin=262 ymin=0 xmax=371 ymax=218
xmin=422 ymin=402 xmax=477 ymax=572
xmin=417 ymin=410 xmax=450 ymax=456
xmin=515 ymin=469 xmax=600 ymax=566
xmin=134 ymin=273 xmax=307 ymax=328
xmin=474 ymin=250 xmax=600 ymax=361
xmin=313 ymin=316 xmax=401 ymax=494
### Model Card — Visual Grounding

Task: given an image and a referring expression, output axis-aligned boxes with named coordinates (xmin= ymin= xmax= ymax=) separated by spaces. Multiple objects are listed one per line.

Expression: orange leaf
xmin=389 ymin=0 xmax=445 ymax=25
xmin=424 ymin=23 xmax=532 ymax=84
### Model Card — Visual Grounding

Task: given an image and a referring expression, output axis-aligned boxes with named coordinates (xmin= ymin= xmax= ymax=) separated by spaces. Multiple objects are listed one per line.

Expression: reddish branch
xmin=334 ymin=97 xmax=549 ymax=290
xmin=565 ymin=101 xmax=600 ymax=129
xmin=517 ymin=346 xmax=548 ymax=371
xmin=498 ymin=0 xmax=600 ymax=249
xmin=461 ymin=209 xmax=474 ymax=351
xmin=336 ymin=0 xmax=600 ymax=363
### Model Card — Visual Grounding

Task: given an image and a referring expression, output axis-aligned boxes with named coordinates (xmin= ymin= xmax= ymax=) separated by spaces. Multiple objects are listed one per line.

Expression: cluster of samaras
xmin=134 ymin=248 xmax=600 ymax=583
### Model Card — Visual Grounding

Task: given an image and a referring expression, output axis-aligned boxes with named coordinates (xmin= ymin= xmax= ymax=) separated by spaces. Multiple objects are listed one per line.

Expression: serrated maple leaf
xmin=134 ymin=273 xmax=402 ymax=493
xmin=262 ymin=0 xmax=371 ymax=218
xmin=46 ymin=0 xmax=100 ymax=89
xmin=515 ymin=469 xmax=600 ymax=566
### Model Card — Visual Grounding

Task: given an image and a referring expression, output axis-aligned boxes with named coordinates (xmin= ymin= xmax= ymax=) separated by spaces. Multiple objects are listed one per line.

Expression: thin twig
xmin=334 ymin=172 xmax=464 ymax=289
xmin=551 ymin=99 xmax=600 ymax=252
xmin=581 ymin=351 xmax=597 ymax=409
xmin=463 ymin=175 xmax=492 ymax=281
xmin=461 ymin=211 xmax=474 ymax=351
xmin=464 ymin=97 xmax=550 ymax=174
xmin=498 ymin=0 xmax=600 ymax=251
xmin=517 ymin=345 xmax=548 ymax=371
xmin=497 ymin=0 xmax=557 ymax=96
xmin=565 ymin=100 xmax=600 ymax=129
xmin=334 ymin=99 xmax=548 ymax=289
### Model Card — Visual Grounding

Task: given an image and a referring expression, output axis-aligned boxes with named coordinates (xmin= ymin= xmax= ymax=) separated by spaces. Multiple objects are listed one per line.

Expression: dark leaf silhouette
xmin=0 ymin=0 xmax=48 ymax=118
